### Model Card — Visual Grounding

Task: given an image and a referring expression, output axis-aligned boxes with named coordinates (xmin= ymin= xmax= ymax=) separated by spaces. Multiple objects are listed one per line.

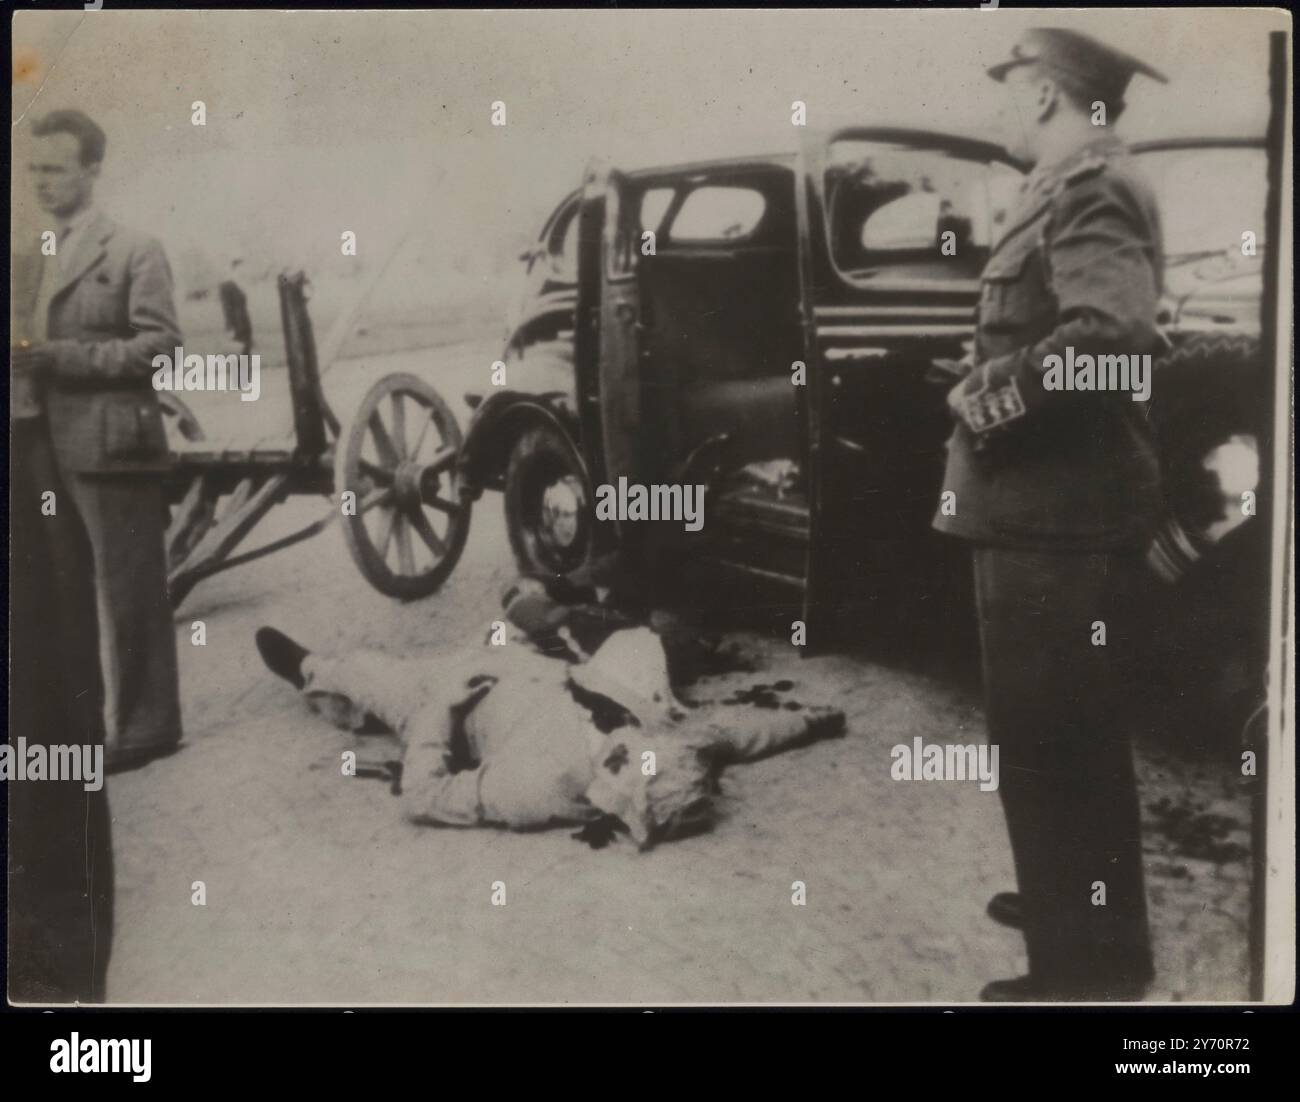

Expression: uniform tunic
xmin=934 ymin=136 xmax=1164 ymax=551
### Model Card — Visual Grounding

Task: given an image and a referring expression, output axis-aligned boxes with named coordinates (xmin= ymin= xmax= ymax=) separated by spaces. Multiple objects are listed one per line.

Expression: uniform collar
xmin=989 ymin=135 xmax=1126 ymax=256
xmin=1021 ymin=135 xmax=1125 ymax=198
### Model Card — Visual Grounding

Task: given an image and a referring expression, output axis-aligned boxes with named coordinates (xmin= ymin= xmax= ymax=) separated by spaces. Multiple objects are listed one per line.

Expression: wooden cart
xmin=162 ymin=272 xmax=471 ymax=606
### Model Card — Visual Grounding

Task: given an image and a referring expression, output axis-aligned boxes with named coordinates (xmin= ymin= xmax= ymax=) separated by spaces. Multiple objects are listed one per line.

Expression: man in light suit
xmin=12 ymin=109 xmax=182 ymax=772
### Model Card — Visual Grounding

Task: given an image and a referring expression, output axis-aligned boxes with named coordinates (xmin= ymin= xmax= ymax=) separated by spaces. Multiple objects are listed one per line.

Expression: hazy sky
xmin=11 ymin=8 xmax=1285 ymax=293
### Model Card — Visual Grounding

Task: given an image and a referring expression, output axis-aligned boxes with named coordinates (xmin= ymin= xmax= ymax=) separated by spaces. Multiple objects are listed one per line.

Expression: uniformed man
xmin=933 ymin=29 xmax=1169 ymax=1001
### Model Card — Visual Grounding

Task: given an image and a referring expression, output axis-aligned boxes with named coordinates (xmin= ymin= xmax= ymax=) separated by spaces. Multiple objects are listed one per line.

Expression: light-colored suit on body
xmin=12 ymin=210 xmax=182 ymax=756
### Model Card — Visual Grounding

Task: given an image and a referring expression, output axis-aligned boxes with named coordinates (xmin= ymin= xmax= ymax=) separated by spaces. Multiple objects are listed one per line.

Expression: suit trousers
xmin=8 ymin=419 xmax=114 ymax=1002
xmin=972 ymin=546 xmax=1154 ymax=993
xmin=65 ymin=473 xmax=181 ymax=755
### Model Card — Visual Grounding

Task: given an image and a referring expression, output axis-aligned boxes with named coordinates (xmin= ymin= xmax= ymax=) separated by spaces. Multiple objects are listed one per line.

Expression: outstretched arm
xmin=696 ymin=705 xmax=845 ymax=764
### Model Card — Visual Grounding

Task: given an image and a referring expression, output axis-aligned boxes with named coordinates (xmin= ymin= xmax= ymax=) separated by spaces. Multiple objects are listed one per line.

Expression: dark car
xmin=462 ymin=129 xmax=1261 ymax=639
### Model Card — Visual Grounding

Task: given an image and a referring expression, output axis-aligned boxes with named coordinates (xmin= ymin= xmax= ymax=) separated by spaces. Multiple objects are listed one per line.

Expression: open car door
xmin=574 ymin=159 xmax=645 ymax=529
xmin=795 ymin=127 xmax=1024 ymax=649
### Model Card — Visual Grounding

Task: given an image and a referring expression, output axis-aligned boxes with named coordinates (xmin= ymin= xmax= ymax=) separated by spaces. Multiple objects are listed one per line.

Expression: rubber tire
xmin=1151 ymin=331 xmax=1262 ymax=530
xmin=1144 ymin=330 xmax=1267 ymax=749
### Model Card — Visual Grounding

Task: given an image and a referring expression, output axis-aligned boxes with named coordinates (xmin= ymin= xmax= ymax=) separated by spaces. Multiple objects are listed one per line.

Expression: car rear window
xmin=668 ymin=185 xmax=766 ymax=243
xmin=824 ymin=139 xmax=1016 ymax=283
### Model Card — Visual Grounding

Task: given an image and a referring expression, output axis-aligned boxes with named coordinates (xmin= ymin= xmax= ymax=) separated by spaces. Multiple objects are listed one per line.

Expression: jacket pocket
xmin=103 ymin=397 xmax=167 ymax=462
xmin=76 ymin=274 xmax=125 ymax=330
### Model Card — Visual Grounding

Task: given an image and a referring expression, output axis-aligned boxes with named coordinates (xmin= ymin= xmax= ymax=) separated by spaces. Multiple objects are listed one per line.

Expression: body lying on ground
xmin=256 ymin=612 xmax=843 ymax=850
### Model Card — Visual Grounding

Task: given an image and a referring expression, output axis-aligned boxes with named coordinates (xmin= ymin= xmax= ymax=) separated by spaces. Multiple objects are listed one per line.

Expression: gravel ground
xmin=103 ymin=341 xmax=1253 ymax=1004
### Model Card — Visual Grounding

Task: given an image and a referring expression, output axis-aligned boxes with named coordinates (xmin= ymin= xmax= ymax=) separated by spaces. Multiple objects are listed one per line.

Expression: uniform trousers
xmin=972 ymin=545 xmax=1154 ymax=993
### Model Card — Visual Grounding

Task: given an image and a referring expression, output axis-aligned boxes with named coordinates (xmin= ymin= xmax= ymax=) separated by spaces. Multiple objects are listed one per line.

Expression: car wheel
xmin=1152 ymin=332 xmax=1262 ymax=529
xmin=504 ymin=422 xmax=594 ymax=580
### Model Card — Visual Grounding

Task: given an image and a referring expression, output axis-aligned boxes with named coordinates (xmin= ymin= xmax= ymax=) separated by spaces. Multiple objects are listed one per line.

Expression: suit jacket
xmin=932 ymin=137 xmax=1165 ymax=552
xmin=12 ymin=212 xmax=181 ymax=475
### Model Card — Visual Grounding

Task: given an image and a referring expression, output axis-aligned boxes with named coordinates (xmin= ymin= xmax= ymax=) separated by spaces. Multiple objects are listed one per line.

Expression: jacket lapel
xmin=53 ymin=211 xmax=114 ymax=300
xmin=11 ymin=246 xmax=42 ymax=325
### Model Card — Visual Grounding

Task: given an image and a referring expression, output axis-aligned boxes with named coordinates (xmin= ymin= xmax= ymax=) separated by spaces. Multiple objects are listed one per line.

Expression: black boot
xmin=255 ymin=627 xmax=311 ymax=690
xmin=980 ymin=972 xmax=1152 ymax=1002
xmin=987 ymin=891 xmax=1023 ymax=929
xmin=979 ymin=976 xmax=1043 ymax=1002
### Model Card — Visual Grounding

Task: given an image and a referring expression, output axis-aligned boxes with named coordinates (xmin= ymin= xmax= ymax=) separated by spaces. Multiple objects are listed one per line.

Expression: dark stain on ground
xmin=1146 ymin=795 xmax=1250 ymax=865
xmin=719 ymin=680 xmax=800 ymax=710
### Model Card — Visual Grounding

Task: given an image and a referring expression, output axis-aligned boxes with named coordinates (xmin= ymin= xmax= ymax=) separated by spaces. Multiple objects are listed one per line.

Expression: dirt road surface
xmin=105 ymin=340 xmax=1252 ymax=1004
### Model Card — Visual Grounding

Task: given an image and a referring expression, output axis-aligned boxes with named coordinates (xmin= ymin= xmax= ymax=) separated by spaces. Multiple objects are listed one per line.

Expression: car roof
xmin=626 ymin=153 xmax=796 ymax=181
xmin=606 ymin=126 xmax=1264 ymax=179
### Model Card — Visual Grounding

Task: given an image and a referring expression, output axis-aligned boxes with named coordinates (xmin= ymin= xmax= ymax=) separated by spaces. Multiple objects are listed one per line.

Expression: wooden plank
xmin=167 ymin=474 xmax=219 ymax=565
xmin=168 ymin=473 xmax=292 ymax=592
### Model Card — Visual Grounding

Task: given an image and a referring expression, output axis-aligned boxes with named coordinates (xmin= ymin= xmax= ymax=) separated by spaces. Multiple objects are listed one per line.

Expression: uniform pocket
xmin=980 ymin=232 xmax=1049 ymax=334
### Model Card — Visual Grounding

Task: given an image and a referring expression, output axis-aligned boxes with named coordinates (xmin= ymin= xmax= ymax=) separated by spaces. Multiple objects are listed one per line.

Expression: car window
xmin=640 ymin=187 xmax=676 ymax=234
xmin=550 ymin=203 xmax=580 ymax=279
xmin=826 ymin=139 xmax=1015 ymax=282
xmin=668 ymin=185 xmax=766 ymax=243
xmin=1135 ymin=145 xmax=1265 ymax=327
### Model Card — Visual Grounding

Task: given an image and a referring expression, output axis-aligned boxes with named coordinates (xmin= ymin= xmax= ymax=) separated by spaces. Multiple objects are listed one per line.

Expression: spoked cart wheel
xmin=335 ymin=373 xmax=471 ymax=599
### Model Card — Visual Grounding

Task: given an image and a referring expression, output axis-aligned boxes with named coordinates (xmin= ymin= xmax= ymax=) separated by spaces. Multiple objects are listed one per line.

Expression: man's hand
xmin=930 ymin=356 xmax=980 ymax=425
xmin=926 ymin=355 xmax=970 ymax=386
xmin=945 ymin=363 xmax=987 ymax=426
xmin=11 ymin=341 xmax=57 ymax=374
xmin=946 ymin=377 xmax=969 ymax=420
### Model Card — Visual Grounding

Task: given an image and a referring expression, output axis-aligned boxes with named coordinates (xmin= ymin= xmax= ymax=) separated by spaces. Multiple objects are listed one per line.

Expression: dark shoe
xmin=980 ymin=973 xmax=1152 ymax=1002
xmin=256 ymin=627 xmax=311 ymax=690
xmin=987 ymin=891 xmax=1023 ymax=929
xmin=104 ymin=743 xmax=179 ymax=775
xmin=979 ymin=976 xmax=1043 ymax=1002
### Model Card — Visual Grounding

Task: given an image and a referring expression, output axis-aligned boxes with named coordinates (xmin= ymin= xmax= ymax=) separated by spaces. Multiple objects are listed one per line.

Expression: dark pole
xmin=278 ymin=270 xmax=338 ymax=459
xmin=1248 ymin=28 xmax=1287 ymax=1004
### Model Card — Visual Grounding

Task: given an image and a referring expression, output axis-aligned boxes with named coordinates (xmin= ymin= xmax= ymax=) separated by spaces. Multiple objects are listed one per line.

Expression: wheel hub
xmin=392 ymin=460 xmax=428 ymax=509
xmin=540 ymin=476 xmax=584 ymax=549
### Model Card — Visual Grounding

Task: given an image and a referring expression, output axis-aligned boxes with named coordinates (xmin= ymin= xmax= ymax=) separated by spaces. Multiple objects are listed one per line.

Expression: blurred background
xmin=11 ymin=8 xmax=1275 ymax=369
